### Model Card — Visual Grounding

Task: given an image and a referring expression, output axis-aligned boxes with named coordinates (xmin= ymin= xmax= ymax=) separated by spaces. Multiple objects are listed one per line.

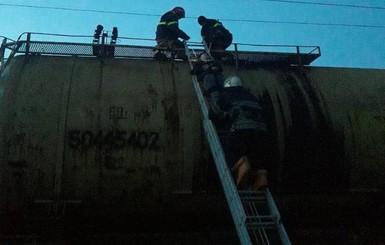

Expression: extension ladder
xmin=183 ymin=40 xmax=291 ymax=245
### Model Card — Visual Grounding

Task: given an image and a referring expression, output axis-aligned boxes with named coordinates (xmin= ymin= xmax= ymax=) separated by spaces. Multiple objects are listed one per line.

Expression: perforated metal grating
xmin=17 ymin=41 xmax=168 ymax=59
xmin=3 ymin=37 xmax=320 ymax=66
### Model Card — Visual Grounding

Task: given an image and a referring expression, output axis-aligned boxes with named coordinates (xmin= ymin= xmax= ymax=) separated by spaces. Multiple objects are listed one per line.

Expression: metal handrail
xmin=0 ymin=37 xmax=22 ymax=74
xmin=234 ymin=42 xmax=320 ymax=54
xmin=5 ymin=32 xmax=320 ymax=56
xmin=0 ymin=32 xmax=321 ymax=76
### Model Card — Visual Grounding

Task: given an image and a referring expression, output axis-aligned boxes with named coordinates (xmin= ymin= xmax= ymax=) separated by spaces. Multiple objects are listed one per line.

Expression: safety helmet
xmin=224 ymin=76 xmax=243 ymax=88
xmin=198 ymin=16 xmax=207 ymax=25
xmin=172 ymin=7 xmax=185 ymax=18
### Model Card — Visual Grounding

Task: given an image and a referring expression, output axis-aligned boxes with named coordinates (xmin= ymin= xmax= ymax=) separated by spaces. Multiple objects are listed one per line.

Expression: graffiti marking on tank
xmin=109 ymin=106 xmax=128 ymax=119
xmin=147 ymin=84 xmax=158 ymax=111
xmin=67 ymin=130 xmax=160 ymax=150
xmin=109 ymin=105 xmax=156 ymax=121
xmin=133 ymin=107 xmax=152 ymax=120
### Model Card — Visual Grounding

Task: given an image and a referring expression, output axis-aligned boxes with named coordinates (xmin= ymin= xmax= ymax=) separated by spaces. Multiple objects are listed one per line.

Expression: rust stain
xmin=162 ymin=96 xmax=180 ymax=131
xmin=147 ymin=84 xmax=158 ymax=111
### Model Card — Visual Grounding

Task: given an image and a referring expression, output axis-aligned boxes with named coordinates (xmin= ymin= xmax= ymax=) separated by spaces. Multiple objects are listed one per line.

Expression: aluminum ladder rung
xmin=240 ymin=196 xmax=267 ymax=203
xmin=247 ymin=222 xmax=277 ymax=229
xmin=238 ymin=190 xmax=267 ymax=196
xmin=247 ymin=221 xmax=278 ymax=229
xmin=239 ymin=191 xmax=268 ymax=203
xmin=247 ymin=215 xmax=276 ymax=221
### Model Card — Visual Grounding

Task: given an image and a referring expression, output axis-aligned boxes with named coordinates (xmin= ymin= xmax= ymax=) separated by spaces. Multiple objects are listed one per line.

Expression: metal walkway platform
xmin=1 ymin=32 xmax=320 ymax=74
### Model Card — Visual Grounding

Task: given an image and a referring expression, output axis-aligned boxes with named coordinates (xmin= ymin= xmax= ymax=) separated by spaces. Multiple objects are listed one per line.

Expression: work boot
xmin=232 ymin=156 xmax=251 ymax=189
xmin=153 ymin=50 xmax=168 ymax=61
xmin=154 ymin=40 xmax=171 ymax=50
xmin=251 ymin=169 xmax=268 ymax=191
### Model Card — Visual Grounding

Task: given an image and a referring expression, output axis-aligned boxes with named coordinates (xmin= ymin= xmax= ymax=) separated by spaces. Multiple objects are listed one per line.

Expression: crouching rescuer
xmin=209 ymin=76 xmax=268 ymax=190
xmin=155 ymin=7 xmax=190 ymax=59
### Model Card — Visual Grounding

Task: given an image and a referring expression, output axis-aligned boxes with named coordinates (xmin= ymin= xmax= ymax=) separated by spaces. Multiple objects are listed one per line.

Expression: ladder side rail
xmin=250 ymin=229 xmax=270 ymax=245
xmin=202 ymin=39 xmax=215 ymax=60
xmin=0 ymin=41 xmax=21 ymax=76
xmin=0 ymin=38 xmax=6 ymax=66
xmin=244 ymin=199 xmax=270 ymax=244
xmin=266 ymin=189 xmax=292 ymax=245
xmin=184 ymin=41 xmax=195 ymax=70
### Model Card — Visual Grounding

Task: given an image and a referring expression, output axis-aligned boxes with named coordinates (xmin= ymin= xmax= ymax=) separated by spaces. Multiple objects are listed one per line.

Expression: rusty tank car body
xmin=0 ymin=35 xmax=384 ymax=244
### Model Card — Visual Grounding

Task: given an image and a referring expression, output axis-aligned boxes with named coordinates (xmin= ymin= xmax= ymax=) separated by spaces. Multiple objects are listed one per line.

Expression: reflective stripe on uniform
xmin=213 ymin=23 xmax=222 ymax=28
xmin=158 ymin=21 xmax=178 ymax=26
xmin=167 ymin=21 xmax=178 ymax=25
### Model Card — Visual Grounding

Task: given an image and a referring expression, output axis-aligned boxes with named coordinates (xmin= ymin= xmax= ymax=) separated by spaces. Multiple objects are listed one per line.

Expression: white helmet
xmin=224 ymin=76 xmax=243 ymax=88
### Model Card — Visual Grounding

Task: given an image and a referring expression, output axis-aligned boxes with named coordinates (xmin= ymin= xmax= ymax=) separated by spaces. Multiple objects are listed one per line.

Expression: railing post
xmin=0 ymin=38 xmax=6 ymax=66
xmin=101 ymin=32 xmax=107 ymax=58
xmin=0 ymin=37 xmax=21 ymax=75
xmin=234 ymin=43 xmax=239 ymax=70
xmin=26 ymin=33 xmax=31 ymax=55
xmin=296 ymin=46 xmax=304 ymax=72
xmin=296 ymin=46 xmax=302 ymax=66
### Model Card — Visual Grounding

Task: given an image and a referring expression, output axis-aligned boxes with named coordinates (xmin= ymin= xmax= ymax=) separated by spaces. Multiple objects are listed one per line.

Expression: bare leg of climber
xmin=232 ymin=155 xmax=251 ymax=188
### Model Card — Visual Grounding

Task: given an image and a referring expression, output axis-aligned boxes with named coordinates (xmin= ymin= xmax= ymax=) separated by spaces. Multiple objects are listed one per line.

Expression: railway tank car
xmin=1 ymin=36 xmax=385 ymax=243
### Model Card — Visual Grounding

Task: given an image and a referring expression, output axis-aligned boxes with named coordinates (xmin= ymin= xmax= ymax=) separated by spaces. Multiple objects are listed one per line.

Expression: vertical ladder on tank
xmin=202 ymin=39 xmax=215 ymax=60
xmin=183 ymin=41 xmax=292 ymax=245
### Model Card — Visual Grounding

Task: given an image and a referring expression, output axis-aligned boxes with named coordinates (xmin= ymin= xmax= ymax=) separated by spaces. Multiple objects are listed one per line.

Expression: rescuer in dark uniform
xmin=155 ymin=7 xmax=190 ymax=59
xmin=198 ymin=15 xmax=233 ymax=59
xmin=209 ymin=76 xmax=268 ymax=190
xmin=190 ymin=52 xmax=225 ymax=113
